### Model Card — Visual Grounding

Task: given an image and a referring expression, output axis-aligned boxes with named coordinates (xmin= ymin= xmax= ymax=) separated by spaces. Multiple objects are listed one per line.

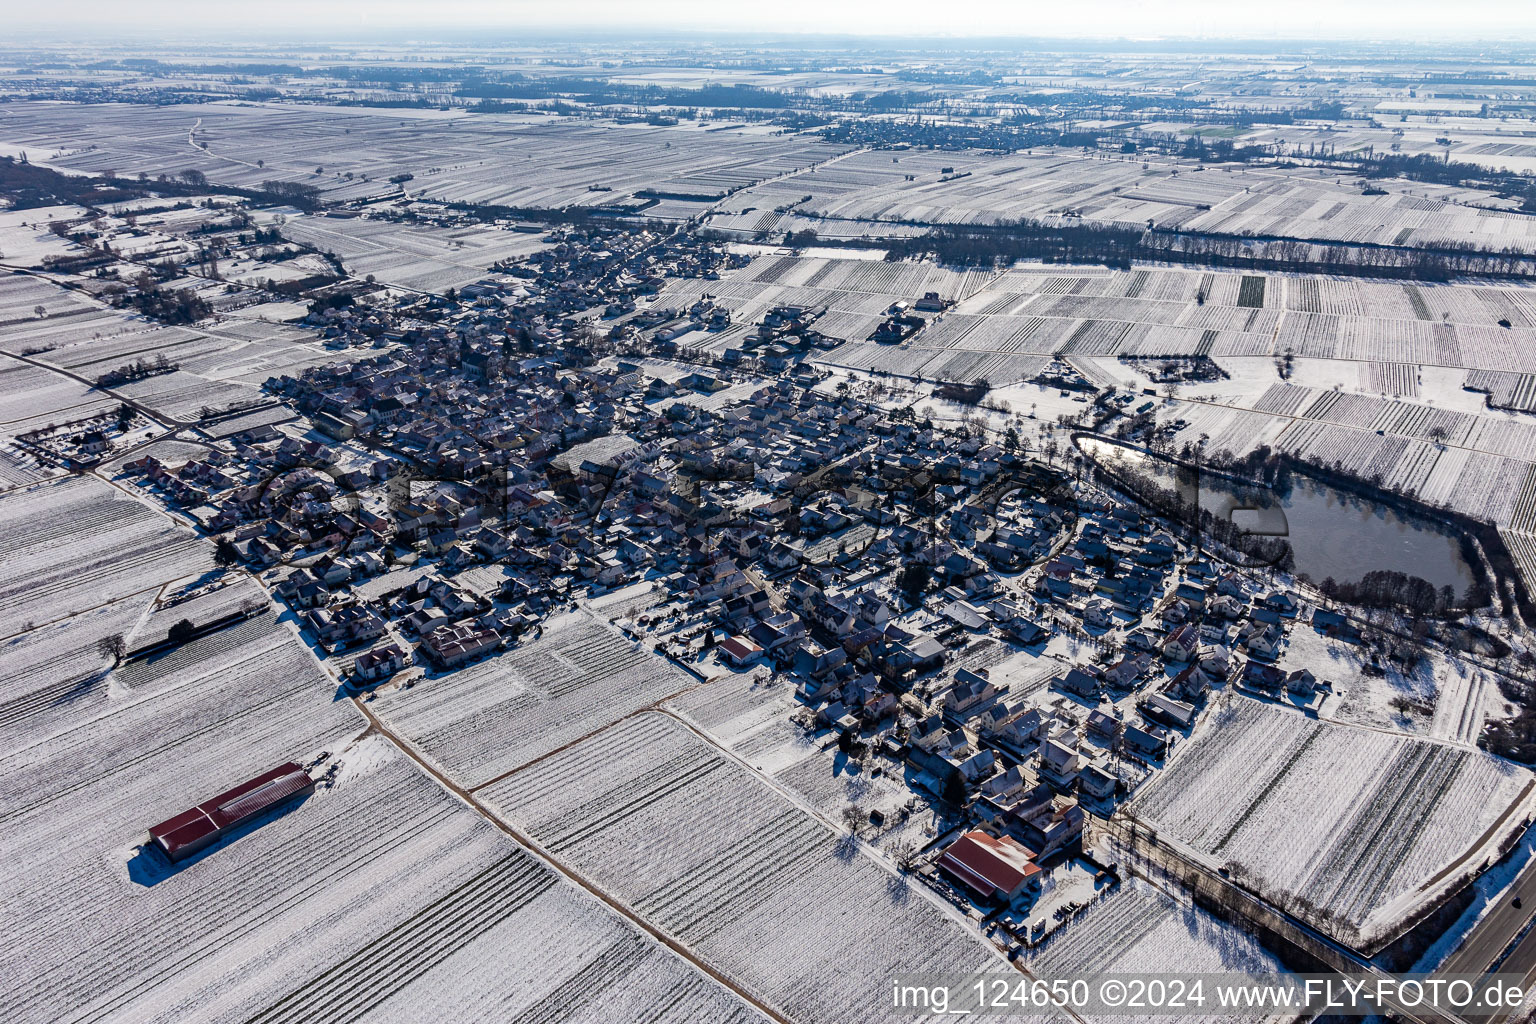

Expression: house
xmin=1079 ymin=762 xmax=1118 ymax=800
xmin=1124 ymin=723 xmax=1171 ymax=758
xmin=976 ymin=705 xmax=1046 ymax=749
xmin=943 ymin=668 xmax=1002 ymax=724
xmin=1197 ymin=645 xmax=1231 ymax=682
xmin=352 ymin=642 xmax=409 ymax=682
xmin=1058 ymin=667 xmax=1101 ymax=699
xmin=1039 ymin=738 xmax=1083 ymax=790
xmin=1262 ymin=591 xmax=1299 ymax=616
xmin=1086 ymin=707 xmax=1124 ymax=745
xmin=421 ymin=621 xmax=502 ymax=668
xmin=954 ymin=748 xmax=997 ymax=786
xmin=1286 ymin=667 xmax=1318 ymax=697
xmin=1001 ymin=618 xmax=1048 ymax=646
xmin=1015 ymin=794 xmax=1086 ymax=859
xmin=748 ymin=611 xmax=805 ymax=654
xmin=793 ymin=639 xmax=847 ymax=678
xmin=1208 ymin=593 xmax=1246 ymax=620
xmin=1312 ymin=607 xmax=1362 ymax=643
xmin=978 ymin=764 xmax=1029 ymax=810
xmin=719 ymin=635 xmax=764 ymax=667
xmin=872 ymin=630 xmax=946 ymax=679
xmin=1141 ymin=692 xmax=1197 ymax=730
xmin=1103 ymin=653 xmax=1149 ymax=689
xmin=1167 ymin=663 xmax=1209 ymax=703
xmin=1084 ymin=600 xmax=1114 ymax=629
xmin=1162 ymin=624 xmax=1199 ymax=662
xmin=1241 ymin=659 xmax=1288 ymax=695
xmin=1245 ymin=625 xmax=1283 ymax=660
xmin=1173 ymin=582 xmax=1207 ymax=608
xmin=941 ymin=599 xmax=989 ymax=632
xmin=1215 ymin=572 xmax=1248 ymax=598
xmin=304 ymin=605 xmax=386 ymax=653
xmin=936 ymin=830 xmax=1041 ymax=904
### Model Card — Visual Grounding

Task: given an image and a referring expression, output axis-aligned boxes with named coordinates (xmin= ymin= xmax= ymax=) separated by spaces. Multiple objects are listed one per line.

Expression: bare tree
xmin=97 ymin=633 xmax=127 ymax=665
xmin=841 ymin=803 xmax=865 ymax=836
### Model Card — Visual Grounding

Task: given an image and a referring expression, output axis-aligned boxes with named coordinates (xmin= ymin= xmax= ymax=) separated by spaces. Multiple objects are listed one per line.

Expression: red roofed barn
xmin=148 ymin=762 xmax=314 ymax=863
xmin=936 ymin=829 xmax=1041 ymax=903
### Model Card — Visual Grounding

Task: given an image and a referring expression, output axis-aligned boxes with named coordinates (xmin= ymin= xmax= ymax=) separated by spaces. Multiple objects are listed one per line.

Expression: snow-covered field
xmin=2 ymin=722 xmax=767 ymax=1024
xmin=0 ymin=101 xmax=849 ymax=212
xmin=0 ymin=475 xmax=213 ymax=632
xmin=1130 ymin=697 xmax=1534 ymax=949
xmin=1029 ymin=880 xmax=1293 ymax=1024
xmin=667 ymin=670 xmax=949 ymax=857
xmin=279 ymin=213 xmax=554 ymax=293
xmin=480 ymin=711 xmax=1003 ymax=1024
xmin=371 ymin=609 xmax=702 ymax=787
xmin=0 ymin=561 xmax=765 ymax=1024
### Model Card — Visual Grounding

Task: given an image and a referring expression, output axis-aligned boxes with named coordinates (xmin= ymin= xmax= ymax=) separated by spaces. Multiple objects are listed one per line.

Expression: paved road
xmin=1444 ymin=858 xmax=1536 ymax=978
xmin=1439 ymin=854 xmax=1536 ymax=1022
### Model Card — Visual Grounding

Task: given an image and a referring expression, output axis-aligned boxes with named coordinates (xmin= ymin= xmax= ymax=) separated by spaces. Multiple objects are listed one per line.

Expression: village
xmin=13 ymin=36 xmax=1536 ymax=1020
xmin=64 ymin=224 xmax=1367 ymax=953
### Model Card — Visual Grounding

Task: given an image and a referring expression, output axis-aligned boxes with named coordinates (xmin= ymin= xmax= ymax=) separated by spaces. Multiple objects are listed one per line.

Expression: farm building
xmin=936 ymin=829 xmax=1041 ymax=904
xmin=148 ymin=762 xmax=314 ymax=863
xmin=719 ymin=635 xmax=764 ymax=667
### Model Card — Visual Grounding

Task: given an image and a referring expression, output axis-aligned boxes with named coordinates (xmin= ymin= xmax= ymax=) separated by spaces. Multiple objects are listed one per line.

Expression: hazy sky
xmin=11 ymin=0 xmax=1536 ymax=42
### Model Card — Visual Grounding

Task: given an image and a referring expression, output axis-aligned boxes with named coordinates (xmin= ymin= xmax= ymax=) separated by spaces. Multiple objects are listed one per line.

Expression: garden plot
xmin=21 ymin=320 xmax=209 ymax=376
xmin=371 ymin=609 xmax=701 ymax=788
xmin=804 ymin=263 xmax=1278 ymax=384
xmin=480 ymin=711 xmax=1002 ymax=1024
xmin=0 ymin=208 xmax=90 ymax=268
xmin=114 ymin=611 xmax=294 ymax=697
xmin=1276 ymin=623 xmax=1492 ymax=745
xmin=0 ymin=270 xmax=99 ymax=323
xmin=1502 ymin=528 xmax=1536 ymax=601
xmin=1 ymin=719 xmax=766 ymax=1024
xmin=1130 ymin=697 xmax=1534 ymax=949
xmin=114 ymin=369 xmax=260 ymax=422
xmin=0 ymin=475 xmax=212 ymax=631
xmin=1154 ymin=393 xmax=1536 ymax=529
xmin=1362 ymin=362 xmax=1419 ymax=398
xmin=1466 ymin=369 xmax=1536 ymax=413
xmin=136 ymin=574 xmax=268 ymax=636
xmin=0 ymin=442 xmax=53 ymax=488
xmin=1028 ymin=880 xmax=1290 ymax=1024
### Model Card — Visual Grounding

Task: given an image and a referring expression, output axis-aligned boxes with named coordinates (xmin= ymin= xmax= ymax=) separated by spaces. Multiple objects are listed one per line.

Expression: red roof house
xmin=936 ymin=829 xmax=1041 ymax=903
xmin=719 ymin=635 xmax=764 ymax=667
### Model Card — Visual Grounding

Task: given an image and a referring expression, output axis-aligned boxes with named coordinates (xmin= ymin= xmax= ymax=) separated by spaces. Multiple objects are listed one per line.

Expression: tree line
xmin=881 ymin=219 xmax=1536 ymax=282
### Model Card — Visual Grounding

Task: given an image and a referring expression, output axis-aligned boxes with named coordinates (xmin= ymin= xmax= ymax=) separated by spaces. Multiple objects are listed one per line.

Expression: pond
xmin=1076 ymin=437 xmax=1476 ymax=593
